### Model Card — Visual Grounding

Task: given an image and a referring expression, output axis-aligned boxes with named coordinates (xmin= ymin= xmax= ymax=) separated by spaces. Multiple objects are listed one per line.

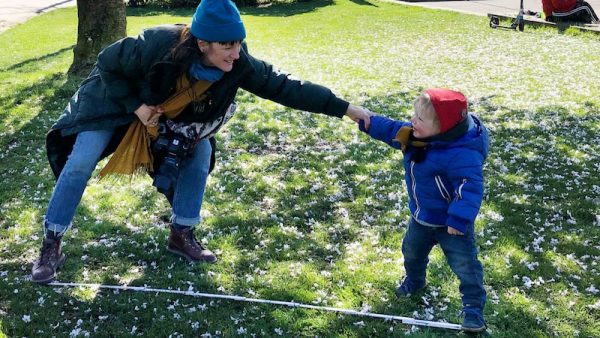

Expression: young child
xmin=359 ymin=89 xmax=488 ymax=332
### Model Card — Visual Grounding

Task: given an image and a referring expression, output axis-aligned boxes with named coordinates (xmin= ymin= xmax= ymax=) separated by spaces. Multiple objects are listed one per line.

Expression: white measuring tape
xmin=49 ymin=281 xmax=462 ymax=331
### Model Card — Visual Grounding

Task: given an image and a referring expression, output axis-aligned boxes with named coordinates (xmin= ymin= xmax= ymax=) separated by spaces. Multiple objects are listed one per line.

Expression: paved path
xmin=0 ymin=0 xmax=75 ymax=32
xmin=396 ymin=0 xmax=600 ymax=18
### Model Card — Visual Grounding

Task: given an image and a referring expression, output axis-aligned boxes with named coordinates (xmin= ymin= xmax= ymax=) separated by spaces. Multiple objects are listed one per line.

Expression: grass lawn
xmin=1 ymin=0 xmax=599 ymax=336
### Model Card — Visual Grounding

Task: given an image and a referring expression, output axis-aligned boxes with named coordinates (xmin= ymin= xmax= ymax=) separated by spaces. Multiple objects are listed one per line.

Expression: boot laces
xmin=186 ymin=229 xmax=206 ymax=250
xmin=39 ymin=239 xmax=58 ymax=265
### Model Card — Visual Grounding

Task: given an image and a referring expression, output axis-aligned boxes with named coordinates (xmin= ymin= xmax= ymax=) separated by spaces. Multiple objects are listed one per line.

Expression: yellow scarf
xmin=99 ymin=76 xmax=212 ymax=177
xmin=393 ymin=126 xmax=427 ymax=152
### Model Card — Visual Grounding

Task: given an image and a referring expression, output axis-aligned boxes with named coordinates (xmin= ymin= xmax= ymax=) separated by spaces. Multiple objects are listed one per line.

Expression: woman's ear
xmin=197 ymin=40 xmax=209 ymax=53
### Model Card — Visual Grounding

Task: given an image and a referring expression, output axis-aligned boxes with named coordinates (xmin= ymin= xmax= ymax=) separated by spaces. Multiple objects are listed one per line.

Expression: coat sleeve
xmin=96 ymin=35 xmax=149 ymax=114
xmin=444 ymin=150 xmax=485 ymax=233
xmin=359 ymin=115 xmax=409 ymax=150
xmin=239 ymin=50 xmax=349 ymax=118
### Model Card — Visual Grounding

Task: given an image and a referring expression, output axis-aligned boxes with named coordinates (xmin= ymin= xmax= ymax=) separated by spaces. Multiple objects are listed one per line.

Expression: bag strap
xmin=160 ymin=76 xmax=213 ymax=119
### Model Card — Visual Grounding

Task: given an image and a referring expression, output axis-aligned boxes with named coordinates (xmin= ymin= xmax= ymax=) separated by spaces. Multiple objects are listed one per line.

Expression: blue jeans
xmin=45 ymin=129 xmax=211 ymax=235
xmin=402 ymin=218 xmax=486 ymax=309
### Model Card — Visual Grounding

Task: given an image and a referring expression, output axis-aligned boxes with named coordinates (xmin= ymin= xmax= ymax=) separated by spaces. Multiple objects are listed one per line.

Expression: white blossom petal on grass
xmin=522 ymin=276 xmax=533 ymax=289
xmin=588 ymin=300 xmax=600 ymax=310
xmin=585 ymin=285 xmax=599 ymax=295
xmin=22 ymin=315 xmax=31 ymax=323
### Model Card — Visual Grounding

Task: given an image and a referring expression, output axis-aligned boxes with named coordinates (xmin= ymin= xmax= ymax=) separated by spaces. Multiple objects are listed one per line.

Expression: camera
xmin=152 ymin=130 xmax=191 ymax=195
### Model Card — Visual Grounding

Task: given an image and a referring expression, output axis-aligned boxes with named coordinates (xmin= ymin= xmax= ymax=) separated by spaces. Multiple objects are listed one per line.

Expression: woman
xmin=32 ymin=0 xmax=372 ymax=283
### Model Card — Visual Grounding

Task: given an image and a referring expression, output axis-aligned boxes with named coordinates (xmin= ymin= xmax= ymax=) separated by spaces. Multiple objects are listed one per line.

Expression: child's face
xmin=411 ymin=109 xmax=439 ymax=139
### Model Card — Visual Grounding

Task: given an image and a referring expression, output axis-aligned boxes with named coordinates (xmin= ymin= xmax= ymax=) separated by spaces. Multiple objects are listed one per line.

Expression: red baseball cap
xmin=426 ymin=88 xmax=468 ymax=134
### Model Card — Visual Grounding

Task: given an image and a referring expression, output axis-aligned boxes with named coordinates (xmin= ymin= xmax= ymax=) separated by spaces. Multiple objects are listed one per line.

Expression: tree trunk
xmin=68 ymin=0 xmax=126 ymax=76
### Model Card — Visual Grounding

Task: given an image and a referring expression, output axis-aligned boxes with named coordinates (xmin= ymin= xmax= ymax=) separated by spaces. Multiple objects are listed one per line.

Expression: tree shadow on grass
xmin=125 ymin=6 xmax=194 ymax=17
xmin=125 ymin=0 xmax=334 ymax=18
xmin=474 ymin=99 xmax=599 ymax=334
xmin=472 ymin=99 xmax=598 ymax=335
xmin=191 ymin=107 xmax=410 ymax=334
xmin=190 ymin=117 xmax=406 ymax=335
xmin=0 ymin=45 xmax=74 ymax=73
xmin=243 ymin=0 xmax=335 ymax=17
xmin=0 ymin=73 xmax=80 ymax=204
xmin=349 ymin=0 xmax=378 ymax=6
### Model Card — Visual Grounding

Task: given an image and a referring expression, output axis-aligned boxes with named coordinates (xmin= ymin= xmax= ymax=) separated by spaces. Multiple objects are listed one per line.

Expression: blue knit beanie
xmin=190 ymin=0 xmax=246 ymax=42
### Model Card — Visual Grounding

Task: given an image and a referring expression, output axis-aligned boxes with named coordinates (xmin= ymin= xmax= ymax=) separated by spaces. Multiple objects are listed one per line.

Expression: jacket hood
xmin=427 ymin=115 xmax=489 ymax=160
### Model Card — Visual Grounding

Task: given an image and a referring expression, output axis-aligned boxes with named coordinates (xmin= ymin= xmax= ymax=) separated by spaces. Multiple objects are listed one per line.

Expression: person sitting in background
xmin=542 ymin=0 xmax=599 ymax=23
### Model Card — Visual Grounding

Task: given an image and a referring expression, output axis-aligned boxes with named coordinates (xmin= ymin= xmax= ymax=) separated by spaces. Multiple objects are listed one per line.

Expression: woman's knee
xmin=62 ymin=153 xmax=100 ymax=179
xmin=189 ymin=139 xmax=212 ymax=172
xmin=64 ymin=130 xmax=112 ymax=177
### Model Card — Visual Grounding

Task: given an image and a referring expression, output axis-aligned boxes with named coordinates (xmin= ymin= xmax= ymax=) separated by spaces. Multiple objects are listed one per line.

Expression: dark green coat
xmin=47 ymin=24 xmax=349 ymax=178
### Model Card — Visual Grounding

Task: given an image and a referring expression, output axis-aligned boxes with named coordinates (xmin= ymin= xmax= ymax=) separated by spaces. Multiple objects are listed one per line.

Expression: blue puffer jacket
xmin=362 ymin=114 xmax=489 ymax=234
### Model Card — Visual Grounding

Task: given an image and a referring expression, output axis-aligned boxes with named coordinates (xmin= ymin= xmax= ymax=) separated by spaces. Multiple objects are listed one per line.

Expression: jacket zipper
xmin=456 ymin=178 xmax=467 ymax=200
xmin=410 ymin=161 xmax=420 ymax=218
xmin=435 ymin=175 xmax=452 ymax=203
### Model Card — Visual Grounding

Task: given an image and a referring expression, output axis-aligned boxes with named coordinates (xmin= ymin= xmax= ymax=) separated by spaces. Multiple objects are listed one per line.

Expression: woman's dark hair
xmin=147 ymin=27 xmax=198 ymax=101
xmin=169 ymin=27 xmax=199 ymax=76
xmin=212 ymin=40 xmax=244 ymax=46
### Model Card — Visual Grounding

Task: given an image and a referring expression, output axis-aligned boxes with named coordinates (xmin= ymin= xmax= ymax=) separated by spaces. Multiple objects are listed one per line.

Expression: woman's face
xmin=198 ymin=40 xmax=241 ymax=72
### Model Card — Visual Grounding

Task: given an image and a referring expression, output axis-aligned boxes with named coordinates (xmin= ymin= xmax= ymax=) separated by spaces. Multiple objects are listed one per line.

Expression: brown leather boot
xmin=167 ymin=225 xmax=217 ymax=263
xmin=31 ymin=237 xmax=66 ymax=283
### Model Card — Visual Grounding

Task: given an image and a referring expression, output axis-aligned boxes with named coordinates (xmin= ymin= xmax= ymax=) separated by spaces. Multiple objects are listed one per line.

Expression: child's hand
xmin=447 ymin=226 xmax=464 ymax=236
xmin=358 ymin=119 xmax=369 ymax=133
xmin=345 ymin=105 xmax=373 ymax=129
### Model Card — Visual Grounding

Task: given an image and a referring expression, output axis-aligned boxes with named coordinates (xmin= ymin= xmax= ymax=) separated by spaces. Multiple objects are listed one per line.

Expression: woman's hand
xmin=447 ymin=226 xmax=464 ymax=236
xmin=345 ymin=105 xmax=373 ymax=130
xmin=134 ymin=104 xmax=162 ymax=126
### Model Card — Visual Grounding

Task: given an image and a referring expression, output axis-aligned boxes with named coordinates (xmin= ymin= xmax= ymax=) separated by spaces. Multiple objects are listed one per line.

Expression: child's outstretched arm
xmin=358 ymin=115 xmax=411 ymax=150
